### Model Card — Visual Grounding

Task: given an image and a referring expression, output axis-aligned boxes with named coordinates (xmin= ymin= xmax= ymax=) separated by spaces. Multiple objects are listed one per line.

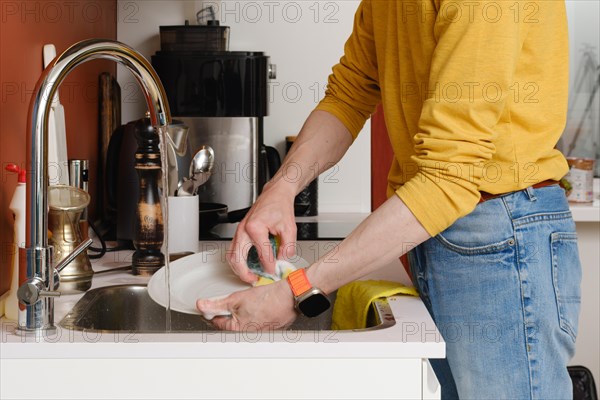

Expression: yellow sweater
xmin=315 ymin=0 xmax=570 ymax=235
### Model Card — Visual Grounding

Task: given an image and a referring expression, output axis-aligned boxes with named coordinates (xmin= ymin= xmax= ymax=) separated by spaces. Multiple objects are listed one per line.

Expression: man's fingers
xmin=238 ymin=268 xmax=258 ymax=284
xmin=227 ymin=231 xmax=259 ymax=284
xmin=196 ymin=297 xmax=231 ymax=318
xmin=278 ymin=226 xmax=297 ymax=260
xmin=245 ymin=223 xmax=276 ymax=275
xmin=211 ymin=315 xmax=240 ymax=331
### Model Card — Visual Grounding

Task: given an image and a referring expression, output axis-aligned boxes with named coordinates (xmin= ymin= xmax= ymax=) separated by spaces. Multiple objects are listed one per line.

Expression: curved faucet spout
xmin=28 ymin=39 xmax=172 ymax=248
xmin=20 ymin=39 xmax=172 ymax=333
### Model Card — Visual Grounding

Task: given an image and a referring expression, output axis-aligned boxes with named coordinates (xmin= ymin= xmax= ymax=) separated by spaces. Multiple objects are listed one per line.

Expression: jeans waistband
xmin=479 ymin=180 xmax=560 ymax=203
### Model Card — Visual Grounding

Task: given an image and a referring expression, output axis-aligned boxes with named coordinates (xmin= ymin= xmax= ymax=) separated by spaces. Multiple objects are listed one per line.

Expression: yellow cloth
xmin=315 ymin=0 xmax=569 ymax=236
xmin=331 ymin=280 xmax=418 ymax=330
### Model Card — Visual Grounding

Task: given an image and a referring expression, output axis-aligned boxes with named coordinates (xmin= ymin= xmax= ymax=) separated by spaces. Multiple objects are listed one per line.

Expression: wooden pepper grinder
xmin=131 ymin=115 xmax=165 ymax=275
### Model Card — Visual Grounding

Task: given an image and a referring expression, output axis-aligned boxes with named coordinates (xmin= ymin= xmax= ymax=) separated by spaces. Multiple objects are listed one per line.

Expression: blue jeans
xmin=409 ymin=185 xmax=582 ymax=399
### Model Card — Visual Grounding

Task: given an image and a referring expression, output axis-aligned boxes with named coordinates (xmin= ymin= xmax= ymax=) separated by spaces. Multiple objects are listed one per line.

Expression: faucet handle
xmin=17 ymin=278 xmax=61 ymax=306
xmin=16 ymin=238 xmax=91 ymax=306
xmin=55 ymin=238 xmax=93 ymax=273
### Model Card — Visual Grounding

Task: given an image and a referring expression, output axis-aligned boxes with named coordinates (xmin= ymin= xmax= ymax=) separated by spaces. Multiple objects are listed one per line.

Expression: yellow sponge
xmin=253 ymin=261 xmax=296 ymax=286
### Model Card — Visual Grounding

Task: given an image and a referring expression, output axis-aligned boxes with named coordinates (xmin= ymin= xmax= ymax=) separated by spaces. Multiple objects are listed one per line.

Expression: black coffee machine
xmin=152 ymin=24 xmax=279 ymax=214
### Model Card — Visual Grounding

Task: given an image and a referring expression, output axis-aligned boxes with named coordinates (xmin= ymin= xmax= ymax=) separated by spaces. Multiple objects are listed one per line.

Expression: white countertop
xmin=0 ymin=245 xmax=445 ymax=360
xmin=570 ymin=201 xmax=600 ymax=222
xmin=569 ymin=178 xmax=600 ymax=222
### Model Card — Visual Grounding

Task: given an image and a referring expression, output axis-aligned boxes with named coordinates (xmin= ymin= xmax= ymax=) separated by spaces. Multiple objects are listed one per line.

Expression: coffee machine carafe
xmin=152 ymin=35 xmax=278 ymax=212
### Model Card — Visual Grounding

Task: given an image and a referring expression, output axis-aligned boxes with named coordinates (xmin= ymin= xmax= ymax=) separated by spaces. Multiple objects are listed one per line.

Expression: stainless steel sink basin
xmin=59 ymin=284 xmax=394 ymax=333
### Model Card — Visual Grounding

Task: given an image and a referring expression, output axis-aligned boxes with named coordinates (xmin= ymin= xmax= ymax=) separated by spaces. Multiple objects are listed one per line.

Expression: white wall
xmin=116 ymin=0 xmax=371 ymax=212
xmin=564 ymin=0 xmax=600 ymax=173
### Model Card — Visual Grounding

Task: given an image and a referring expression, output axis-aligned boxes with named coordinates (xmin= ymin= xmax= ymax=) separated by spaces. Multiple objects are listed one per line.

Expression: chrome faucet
xmin=16 ymin=39 xmax=172 ymax=334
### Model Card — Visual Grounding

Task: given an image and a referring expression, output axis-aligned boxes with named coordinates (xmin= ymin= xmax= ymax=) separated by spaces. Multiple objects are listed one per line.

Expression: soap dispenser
xmin=4 ymin=164 xmax=26 ymax=322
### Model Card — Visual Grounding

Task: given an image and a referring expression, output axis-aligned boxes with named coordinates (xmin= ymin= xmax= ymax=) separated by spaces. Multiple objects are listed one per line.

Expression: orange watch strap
xmin=287 ymin=269 xmax=312 ymax=297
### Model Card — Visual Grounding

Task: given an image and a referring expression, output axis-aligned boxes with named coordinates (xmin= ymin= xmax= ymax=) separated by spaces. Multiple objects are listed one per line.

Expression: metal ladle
xmin=178 ymin=145 xmax=214 ymax=196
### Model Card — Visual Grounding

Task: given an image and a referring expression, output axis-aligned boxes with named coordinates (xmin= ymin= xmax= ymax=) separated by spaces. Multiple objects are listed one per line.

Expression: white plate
xmin=148 ymin=251 xmax=309 ymax=316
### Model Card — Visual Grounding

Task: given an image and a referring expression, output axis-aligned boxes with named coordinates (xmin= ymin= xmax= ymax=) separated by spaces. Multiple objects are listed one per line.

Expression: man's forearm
xmin=266 ymin=110 xmax=354 ymax=197
xmin=306 ymin=195 xmax=431 ymax=294
xmin=269 ymin=110 xmax=430 ymax=290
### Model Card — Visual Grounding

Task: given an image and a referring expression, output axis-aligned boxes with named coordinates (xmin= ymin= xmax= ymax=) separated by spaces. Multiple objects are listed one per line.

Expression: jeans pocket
xmin=435 ymin=233 xmax=515 ymax=255
xmin=551 ymin=232 xmax=582 ymax=342
xmin=434 ymin=200 xmax=515 ymax=255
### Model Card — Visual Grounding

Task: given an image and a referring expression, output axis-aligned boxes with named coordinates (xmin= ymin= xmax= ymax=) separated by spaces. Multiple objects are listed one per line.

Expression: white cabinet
xmin=1 ymin=358 xmax=439 ymax=399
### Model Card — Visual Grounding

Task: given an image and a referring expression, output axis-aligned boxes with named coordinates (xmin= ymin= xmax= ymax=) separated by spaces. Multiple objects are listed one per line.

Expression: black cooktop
xmin=199 ymin=221 xmax=359 ymax=241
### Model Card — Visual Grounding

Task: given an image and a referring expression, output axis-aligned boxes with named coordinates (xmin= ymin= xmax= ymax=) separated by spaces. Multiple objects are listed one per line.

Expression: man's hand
xmin=226 ymin=110 xmax=354 ymax=284
xmin=227 ymin=183 xmax=297 ymax=283
xmin=196 ymin=280 xmax=297 ymax=331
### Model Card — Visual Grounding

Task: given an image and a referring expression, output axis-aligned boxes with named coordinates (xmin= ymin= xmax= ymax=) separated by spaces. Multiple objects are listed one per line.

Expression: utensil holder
xmin=168 ymin=195 xmax=200 ymax=254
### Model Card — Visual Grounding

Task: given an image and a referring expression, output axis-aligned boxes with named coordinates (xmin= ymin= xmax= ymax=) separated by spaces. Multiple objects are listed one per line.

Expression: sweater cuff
xmin=315 ymin=97 xmax=369 ymax=141
xmin=395 ymin=173 xmax=481 ymax=237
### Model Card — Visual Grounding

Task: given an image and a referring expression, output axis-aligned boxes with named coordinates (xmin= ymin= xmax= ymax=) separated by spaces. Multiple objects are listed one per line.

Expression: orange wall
xmin=371 ymin=105 xmax=393 ymax=210
xmin=0 ymin=1 xmax=117 ymax=295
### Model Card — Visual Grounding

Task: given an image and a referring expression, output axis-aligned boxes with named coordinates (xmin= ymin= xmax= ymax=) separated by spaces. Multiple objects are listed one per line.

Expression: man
xmin=197 ymin=0 xmax=582 ymax=398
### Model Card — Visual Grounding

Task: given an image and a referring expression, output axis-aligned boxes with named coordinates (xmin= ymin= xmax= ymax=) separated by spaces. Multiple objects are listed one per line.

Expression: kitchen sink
xmin=59 ymin=284 xmax=394 ymax=333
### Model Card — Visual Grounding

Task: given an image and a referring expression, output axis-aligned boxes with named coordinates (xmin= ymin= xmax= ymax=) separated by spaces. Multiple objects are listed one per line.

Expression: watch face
xmin=298 ymin=292 xmax=331 ymax=318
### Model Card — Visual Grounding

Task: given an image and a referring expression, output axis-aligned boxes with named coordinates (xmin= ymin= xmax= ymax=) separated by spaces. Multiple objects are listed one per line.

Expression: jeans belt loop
xmin=525 ymin=186 xmax=537 ymax=202
xmin=479 ymin=179 xmax=559 ymax=203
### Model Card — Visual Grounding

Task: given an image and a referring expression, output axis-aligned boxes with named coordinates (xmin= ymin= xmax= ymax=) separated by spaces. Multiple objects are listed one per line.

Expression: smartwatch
xmin=287 ymin=269 xmax=331 ymax=318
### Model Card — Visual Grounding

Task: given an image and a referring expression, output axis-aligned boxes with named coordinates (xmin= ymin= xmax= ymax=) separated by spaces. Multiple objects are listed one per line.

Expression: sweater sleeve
xmin=396 ymin=0 xmax=531 ymax=235
xmin=314 ymin=0 xmax=380 ymax=139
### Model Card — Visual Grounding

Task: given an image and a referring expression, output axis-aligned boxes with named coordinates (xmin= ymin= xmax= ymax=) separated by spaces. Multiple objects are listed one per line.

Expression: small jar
xmin=564 ymin=157 xmax=595 ymax=203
